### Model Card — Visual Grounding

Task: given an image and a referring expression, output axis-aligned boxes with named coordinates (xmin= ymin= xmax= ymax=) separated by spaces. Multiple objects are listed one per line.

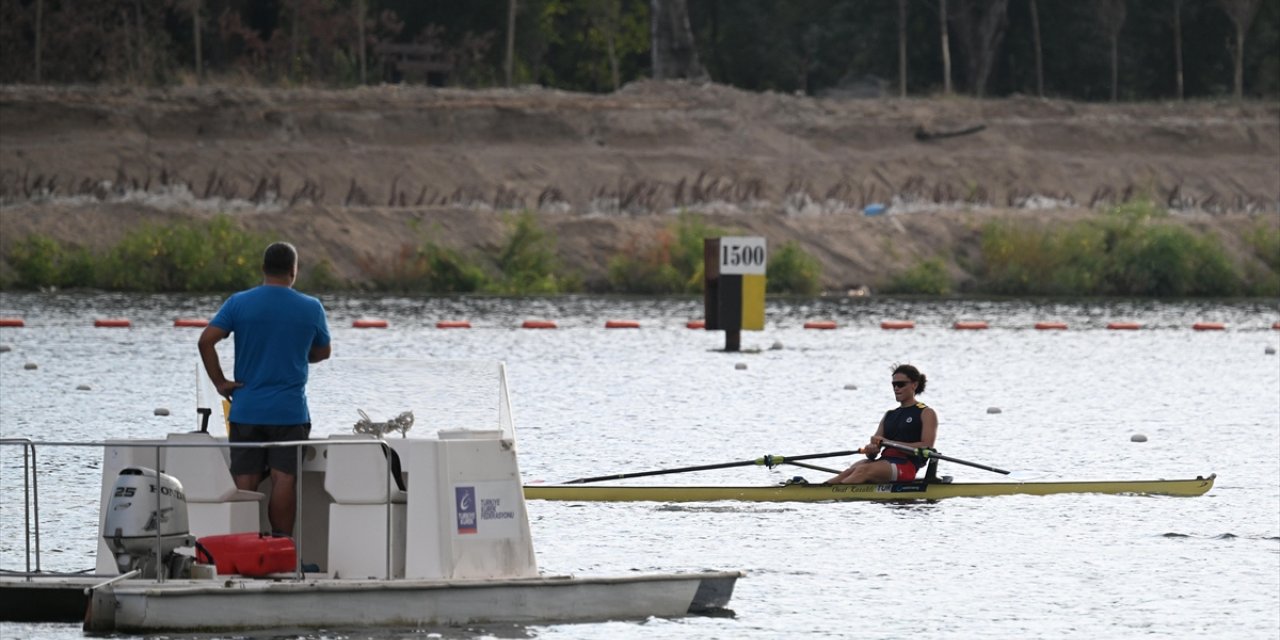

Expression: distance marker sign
xmin=704 ymin=237 xmax=767 ymax=341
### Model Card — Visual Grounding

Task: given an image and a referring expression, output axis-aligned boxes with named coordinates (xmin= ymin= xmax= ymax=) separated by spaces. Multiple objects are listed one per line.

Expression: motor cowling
xmin=102 ymin=466 xmax=194 ymax=577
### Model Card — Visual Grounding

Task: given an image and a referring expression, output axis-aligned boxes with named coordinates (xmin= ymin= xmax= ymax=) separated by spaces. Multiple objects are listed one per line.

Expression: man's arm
xmin=198 ymin=325 xmax=242 ymax=398
xmin=309 ymin=343 xmax=331 ymax=363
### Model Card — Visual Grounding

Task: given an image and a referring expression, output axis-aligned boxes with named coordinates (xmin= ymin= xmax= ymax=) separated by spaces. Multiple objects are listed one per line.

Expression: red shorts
xmin=884 ymin=456 xmax=918 ymax=482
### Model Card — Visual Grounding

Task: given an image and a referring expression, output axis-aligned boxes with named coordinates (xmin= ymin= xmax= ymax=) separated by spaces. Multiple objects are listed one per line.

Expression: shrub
xmin=607 ymin=231 xmax=686 ymax=294
xmin=362 ymin=242 xmax=490 ymax=293
xmin=766 ymin=242 xmax=822 ymax=295
xmin=489 ymin=211 xmax=576 ymax=294
xmin=884 ymin=258 xmax=950 ymax=295
xmin=975 ymin=200 xmax=1245 ymax=297
xmin=97 ymin=216 xmax=264 ymax=291
xmin=606 ymin=212 xmax=729 ymax=294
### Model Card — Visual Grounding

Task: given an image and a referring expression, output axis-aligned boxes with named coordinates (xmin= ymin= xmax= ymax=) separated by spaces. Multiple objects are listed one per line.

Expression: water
xmin=1 ymin=292 xmax=1278 ymax=639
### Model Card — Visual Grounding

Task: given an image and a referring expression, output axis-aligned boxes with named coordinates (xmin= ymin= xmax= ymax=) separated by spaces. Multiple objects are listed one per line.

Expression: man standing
xmin=198 ymin=241 xmax=331 ymax=536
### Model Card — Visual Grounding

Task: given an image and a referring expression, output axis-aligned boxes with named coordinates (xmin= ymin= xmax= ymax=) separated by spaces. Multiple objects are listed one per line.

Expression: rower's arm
xmin=866 ymin=418 xmax=886 ymax=457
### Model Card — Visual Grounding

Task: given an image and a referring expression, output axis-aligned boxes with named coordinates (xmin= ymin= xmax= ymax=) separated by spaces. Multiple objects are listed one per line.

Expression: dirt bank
xmin=1 ymin=81 xmax=1277 ymax=290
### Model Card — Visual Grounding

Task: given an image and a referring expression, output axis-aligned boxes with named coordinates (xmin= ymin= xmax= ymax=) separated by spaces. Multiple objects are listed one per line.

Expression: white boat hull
xmin=86 ymin=571 xmax=741 ymax=632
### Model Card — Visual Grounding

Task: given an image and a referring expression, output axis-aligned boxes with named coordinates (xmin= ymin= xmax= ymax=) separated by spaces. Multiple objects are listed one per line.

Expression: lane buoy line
xmin=94 ymin=318 xmax=131 ymax=328
xmin=605 ymin=320 xmax=641 ymax=329
xmin=352 ymin=319 xmax=389 ymax=328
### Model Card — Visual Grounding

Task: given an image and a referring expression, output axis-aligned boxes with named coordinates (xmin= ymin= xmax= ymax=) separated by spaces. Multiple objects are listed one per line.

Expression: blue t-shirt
xmin=210 ymin=285 xmax=330 ymax=425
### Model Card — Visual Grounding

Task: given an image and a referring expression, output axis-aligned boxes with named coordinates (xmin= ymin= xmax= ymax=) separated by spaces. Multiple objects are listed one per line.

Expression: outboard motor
xmin=102 ymin=466 xmax=195 ymax=578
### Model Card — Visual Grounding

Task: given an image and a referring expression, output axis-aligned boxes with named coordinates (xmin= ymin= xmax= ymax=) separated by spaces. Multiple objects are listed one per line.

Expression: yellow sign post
xmin=703 ymin=236 xmax=767 ymax=351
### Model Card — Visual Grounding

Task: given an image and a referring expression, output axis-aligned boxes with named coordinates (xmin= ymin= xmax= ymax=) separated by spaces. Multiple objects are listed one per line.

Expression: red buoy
xmin=94 ymin=318 xmax=131 ymax=328
xmin=605 ymin=320 xmax=640 ymax=329
xmin=686 ymin=320 xmax=706 ymax=329
xmin=352 ymin=318 xmax=388 ymax=329
xmin=436 ymin=320 xmax=471 ymax=329
xmin=803 ymin=320 xmax=837 ymax=330
xmin=1107 ymin=322 xmax=1142 ymax=330
xmin=0 ymin=317 xmax=24 ymax=328
xmin=1192 ymin=322 xmax=1225 ymax=331
xmin=174 ymin=318 xmax=209 ymax=328
xmin=1034 ymin=322 xmax=1068 ymax=330
xmin=522 ymin=320 xmax=557 ymax=329
xmin=880 ymin=320 xmax=915 ymax=330
xmin=953 ymin=321 xmax=989 ymax=330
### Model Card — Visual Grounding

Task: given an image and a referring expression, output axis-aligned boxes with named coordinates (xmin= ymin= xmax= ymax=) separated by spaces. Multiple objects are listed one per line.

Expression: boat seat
xmin=161 ymin=432 xmax=264 ymax=537
xmin=323 ymin=435 xmax=407 ymax=579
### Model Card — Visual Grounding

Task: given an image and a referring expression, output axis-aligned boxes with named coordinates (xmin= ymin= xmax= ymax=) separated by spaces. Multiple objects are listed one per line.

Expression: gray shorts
xmin=229 ymin=423 xmax=311 ymax=476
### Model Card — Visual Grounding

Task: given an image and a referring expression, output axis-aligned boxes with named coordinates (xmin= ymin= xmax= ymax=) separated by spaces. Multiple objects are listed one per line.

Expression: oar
xmin=782 ymin=460 xmax=842 ymax=474
xmin=879 ymin=440 xmax=1010 ymax=475
xmin=562 ymin=450 xmax=861 ymax=484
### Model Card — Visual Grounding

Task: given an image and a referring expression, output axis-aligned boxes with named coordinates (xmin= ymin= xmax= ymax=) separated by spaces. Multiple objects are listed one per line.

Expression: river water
xmin=1 ymin=292 xmax=1278 ymax=640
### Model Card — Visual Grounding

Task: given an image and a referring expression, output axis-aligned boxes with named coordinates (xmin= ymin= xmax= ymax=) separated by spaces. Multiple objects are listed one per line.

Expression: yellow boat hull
xmin=523 ymin=474 xmax=1215 ymax=502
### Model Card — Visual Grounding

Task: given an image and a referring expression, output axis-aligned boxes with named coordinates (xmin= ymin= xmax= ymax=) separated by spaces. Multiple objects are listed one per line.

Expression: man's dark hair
xmin=262 ymin=242 xmax=298 ymax=277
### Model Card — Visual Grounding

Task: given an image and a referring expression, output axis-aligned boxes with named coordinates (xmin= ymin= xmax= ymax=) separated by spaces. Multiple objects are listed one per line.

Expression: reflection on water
xmin=1 ymin=293 xmax=1278 ymax=640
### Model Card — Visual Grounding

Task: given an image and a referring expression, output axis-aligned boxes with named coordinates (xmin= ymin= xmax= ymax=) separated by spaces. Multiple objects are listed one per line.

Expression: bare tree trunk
xmin=939 ymin=0 xmax=951 ymax=94
xmin=1095 ymin=0 xmax=1126 ymax=102
xmin=34 ymin=0 xmax=43 ymax=83
xmin=1172 ymin=0 xmax=1183 ymax=100
xmin=505 ymin=0 xmax=517 ymax=87
xmin=193 ymin=0 xmax=203 ymax=83
xmin=1218 ymin=0 xmax=1261 ymax=101
xmin=291 ymin=1 xmax=300 ymax=80
xmin=607 ymin=30 xmax=620 ymax=90
xmin=650 ymin=0 xmax=707 ymax=81
xmin=898 ymin=0 xmax=908 ymax=97
xmin=135 ymin=0 xmax=145 ymax=83
xmin=952 ymin=0 xmax=1009 ymax=97
xmin=1109 ymin=32 xmax=1119 ymax=101
xmin=356 ymin=0 xmax=367 ymax=84
xmin=1029 ymin=0 xmax=1043 ymax=97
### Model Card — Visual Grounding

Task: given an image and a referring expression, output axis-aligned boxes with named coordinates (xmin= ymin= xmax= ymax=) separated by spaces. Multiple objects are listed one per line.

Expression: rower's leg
xmin=843 ymin=460 xmax=894 ymax=484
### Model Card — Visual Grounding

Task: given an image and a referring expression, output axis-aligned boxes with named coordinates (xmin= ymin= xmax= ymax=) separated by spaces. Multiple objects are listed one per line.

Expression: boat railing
xmin=0 ymin=437 xmax=404 ymax=584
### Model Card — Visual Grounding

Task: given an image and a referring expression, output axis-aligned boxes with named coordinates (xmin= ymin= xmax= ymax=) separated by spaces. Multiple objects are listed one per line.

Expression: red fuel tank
xmin=196 ymin=533 xmax=297 ymax=577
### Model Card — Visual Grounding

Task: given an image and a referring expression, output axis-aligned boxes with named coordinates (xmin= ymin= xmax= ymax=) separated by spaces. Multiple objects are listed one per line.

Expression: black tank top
xmin=882 ymin=402 xmax=928 ymax=468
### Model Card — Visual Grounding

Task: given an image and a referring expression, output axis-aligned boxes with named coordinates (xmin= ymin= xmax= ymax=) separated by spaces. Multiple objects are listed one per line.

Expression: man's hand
xmin=214 ymin=379 xmax=243 ymax=399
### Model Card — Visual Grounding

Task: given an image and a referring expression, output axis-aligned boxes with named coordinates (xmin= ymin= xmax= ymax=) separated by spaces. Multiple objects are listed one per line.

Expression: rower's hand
xmin=214 ymin=379 xmax=243 ymax=399
xmin=864 ymin=439 xmax=882 ymax=458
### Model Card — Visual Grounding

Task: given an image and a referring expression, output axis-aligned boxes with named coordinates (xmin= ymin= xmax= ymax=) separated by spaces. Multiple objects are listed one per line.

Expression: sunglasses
xmin=891 ymin=380 xmax=912 ymax=389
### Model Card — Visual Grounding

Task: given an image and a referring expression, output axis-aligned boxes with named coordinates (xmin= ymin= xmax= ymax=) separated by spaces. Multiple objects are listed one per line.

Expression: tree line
xmin=0 ymin=0 xmax=1275 ymax=100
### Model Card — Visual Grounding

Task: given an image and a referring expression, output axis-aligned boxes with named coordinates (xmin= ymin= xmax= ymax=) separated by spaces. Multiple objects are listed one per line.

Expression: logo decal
xmin=906 ymin=417 xmax=913 ymax=423
xmin=455 ymin=486 xmax=477 ymax=534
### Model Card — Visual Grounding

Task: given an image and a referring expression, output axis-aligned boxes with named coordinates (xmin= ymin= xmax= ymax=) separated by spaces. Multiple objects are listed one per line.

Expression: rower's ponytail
xmin=892 ymin=364 xmax=926 ymax=395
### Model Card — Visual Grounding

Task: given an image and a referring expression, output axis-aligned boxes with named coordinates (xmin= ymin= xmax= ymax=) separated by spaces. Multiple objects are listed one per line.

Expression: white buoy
xmin=1131 ymin=434 xmax=1148 ymax=442
xmin=770 ymin=341 xmax=783 ymax=350
xmin=844 ymin=383 xmax=857 ymax=390
xmin=23 ymin=362 xmax=37 ymax=370
xmin=987 ymin=407 xmax=1002 ymax=414
xmin=154 ymin=408 xmax=170 ymax=416
xmin=77 ymin=384 xmax=91 ymax=391
xmin=734 ymin=363 xmax=747 ymax=370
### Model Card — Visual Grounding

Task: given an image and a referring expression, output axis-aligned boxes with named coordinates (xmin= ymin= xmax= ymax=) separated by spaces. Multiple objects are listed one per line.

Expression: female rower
xmin=828 ymin=364 xmax=937 ymax=484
